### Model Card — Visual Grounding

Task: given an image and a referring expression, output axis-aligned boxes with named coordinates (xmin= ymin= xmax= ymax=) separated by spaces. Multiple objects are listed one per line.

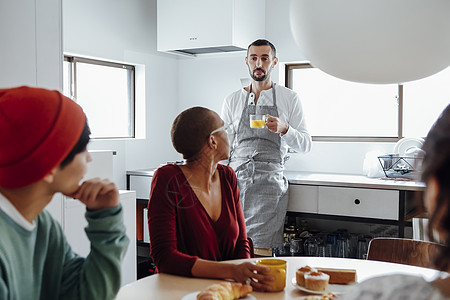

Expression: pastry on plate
xmin=316 ymin=267 xmax=357 ymax=285
xmin=296 ymin=265 xmax=318 ymax=286
xmin=196 ymin=282 xmax=252 ymax=300
xmin=304 ymin=271 xmax=330 ymax=291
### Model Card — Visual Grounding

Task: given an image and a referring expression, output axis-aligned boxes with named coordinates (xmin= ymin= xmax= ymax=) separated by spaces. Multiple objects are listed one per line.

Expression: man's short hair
xmin=247 ymin=39 xmax=277 ymax=58
xmin=60 ymin=120 xmax=91 ymax=169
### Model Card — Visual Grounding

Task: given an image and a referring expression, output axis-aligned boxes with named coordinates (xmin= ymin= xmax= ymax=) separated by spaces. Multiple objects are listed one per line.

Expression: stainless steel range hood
xmin=169 ymin=45 xmax=246 ymax=56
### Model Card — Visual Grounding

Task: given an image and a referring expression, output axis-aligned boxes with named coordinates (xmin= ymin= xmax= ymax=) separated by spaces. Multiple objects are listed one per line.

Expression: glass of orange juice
xmin=250 ymin=114 xmax=266 ymax=128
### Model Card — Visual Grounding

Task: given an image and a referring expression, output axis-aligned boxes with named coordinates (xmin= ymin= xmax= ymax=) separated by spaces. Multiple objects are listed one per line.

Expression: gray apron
xmin=229 ymin=84 xmax=288 ymax=249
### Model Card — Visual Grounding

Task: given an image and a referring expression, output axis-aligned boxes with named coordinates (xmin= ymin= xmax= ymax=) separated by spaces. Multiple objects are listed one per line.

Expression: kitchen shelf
xmin=286 ymin=211 xmax=412 ymax=227
xmin=137 ymin=199 xmax=149 ymax=205
xmin=138 ymin=240 xmax=150 ymax=247
xmin=286 ymin=173 xmax=421 ymax=238
xmin=126 ymin=171 xmax=154 ymax=280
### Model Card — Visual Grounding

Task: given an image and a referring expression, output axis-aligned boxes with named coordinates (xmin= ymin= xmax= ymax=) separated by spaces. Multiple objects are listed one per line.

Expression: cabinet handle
xmin=354 ymin=199 xmax=361 ymax=205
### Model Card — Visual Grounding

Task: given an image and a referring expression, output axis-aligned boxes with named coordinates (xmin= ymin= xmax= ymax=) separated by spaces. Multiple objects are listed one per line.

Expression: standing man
xmin=221 ymin=39 xmax=311 ymax=256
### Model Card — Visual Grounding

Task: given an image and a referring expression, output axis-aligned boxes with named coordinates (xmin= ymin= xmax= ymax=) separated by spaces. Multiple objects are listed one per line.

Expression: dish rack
xmin=377 ymin=155 xmax=423 ymax=179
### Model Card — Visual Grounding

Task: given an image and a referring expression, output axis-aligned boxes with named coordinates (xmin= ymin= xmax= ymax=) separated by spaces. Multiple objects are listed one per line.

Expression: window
xmin=63 ymin=56 xmax=135 ymax=139
xmin=403 ymin=67 xmax=450 ymax=137
xmin=286 ymin=63 xmax=450 ymax=141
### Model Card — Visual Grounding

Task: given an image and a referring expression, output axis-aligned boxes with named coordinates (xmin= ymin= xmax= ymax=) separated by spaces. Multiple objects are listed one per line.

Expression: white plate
xmin=393 ymin=137 xmax=424 ymax=156
xmin=291 ymin=277 xmax=351 ymax=295
xmin=181 ymin=291 xmax=257 ymax=300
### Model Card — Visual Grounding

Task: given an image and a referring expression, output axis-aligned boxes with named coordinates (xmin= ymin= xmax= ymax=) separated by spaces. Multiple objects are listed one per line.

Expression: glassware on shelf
xmin=325 ymin=243 xmax=334 ymax=257
xmin=335 ymin=237 xmax=348 ymax=258
xmin=357 ymin=237 xmax=369 ymax=259
xmin=304 ymin=236 xmax=319 ymax=256
xmin=317 ymin=244 xmax=327 ymax=257
xmin=290 ymin=238 xmax=304 ymax=256
xmin=345 ymin=234 xmax=356 ymax=258
xmin=327 ymin=233 xmax=338 ymax=256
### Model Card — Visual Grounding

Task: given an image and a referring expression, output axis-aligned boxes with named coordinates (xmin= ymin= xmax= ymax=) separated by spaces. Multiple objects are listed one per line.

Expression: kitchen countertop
xmin=285 ymin=171 xmax=425 ymax=191
xmin=126 ymin=168 xmax=425 ymax=192
xmin=126 ymin=169 xmax=155 ymax=176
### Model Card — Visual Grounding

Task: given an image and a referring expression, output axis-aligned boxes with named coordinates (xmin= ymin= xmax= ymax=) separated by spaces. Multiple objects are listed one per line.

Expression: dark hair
xmin=171 ymin=107 xmax=217 ymax=161
xmin=421 ymin=104 xmax=450 ymax=270
xmin=247 ymin=39 xmax=277 ymax=58
xmin=60 ymin=120 xmax=91 ymax=168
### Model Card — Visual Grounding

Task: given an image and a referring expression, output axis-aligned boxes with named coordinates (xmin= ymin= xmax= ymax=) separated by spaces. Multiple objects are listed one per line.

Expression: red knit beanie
xmin=0 ymin=86 xmax=86 ymax=189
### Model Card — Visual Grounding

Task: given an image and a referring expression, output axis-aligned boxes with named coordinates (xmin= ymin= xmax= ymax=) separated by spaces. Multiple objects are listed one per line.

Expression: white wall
xmin=265 ymin=0 xmax=308 ymax=63
xmin=174 ymin=0 xmax=397 ymax=175
xmin=265 ymin=0 xmax=397 ymax=173
xmin=176 ymin=52 xmax=248 ymax=114
xmin=63 ymin=0 xmax=180 ymax=189
xmin=63 ymin=0 xmax=398 ymax=182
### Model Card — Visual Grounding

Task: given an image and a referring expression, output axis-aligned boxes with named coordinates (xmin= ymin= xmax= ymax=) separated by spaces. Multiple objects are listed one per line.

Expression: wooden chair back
xmin=247 ymin=237 xmax=255 ymax=258
xmin=367 ymin=237 xmax=444 ymax=269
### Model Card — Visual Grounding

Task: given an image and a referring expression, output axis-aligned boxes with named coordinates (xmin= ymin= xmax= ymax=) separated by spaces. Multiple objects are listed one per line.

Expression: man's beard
xmin=250 ymin=68 xmax=269 ymax=82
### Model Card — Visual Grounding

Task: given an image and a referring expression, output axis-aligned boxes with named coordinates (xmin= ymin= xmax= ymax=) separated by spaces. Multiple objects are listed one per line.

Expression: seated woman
xmin=147 ymin=106 xmax=273 ymax=291
xmin=343 ymin=104 xmax=450 ymax=299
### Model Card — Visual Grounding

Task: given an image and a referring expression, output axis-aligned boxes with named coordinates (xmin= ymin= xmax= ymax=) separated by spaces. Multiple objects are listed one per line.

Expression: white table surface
xmin=115 ymin=257 xmax=441 ymax=300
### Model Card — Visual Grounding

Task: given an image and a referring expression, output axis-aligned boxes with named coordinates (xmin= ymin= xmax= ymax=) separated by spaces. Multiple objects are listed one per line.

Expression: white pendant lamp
xmin=289 ymin=0 xmax=450 ymax=84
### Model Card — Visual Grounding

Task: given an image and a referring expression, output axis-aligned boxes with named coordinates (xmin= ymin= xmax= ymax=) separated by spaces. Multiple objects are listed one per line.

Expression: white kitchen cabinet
xmin=287 ymin=184 xmax=400 ymax=221
xmin=126 ymin=169 xmax=155 ymax=279
xmin=287 ymin=185 xmax=318 ymax=214
xmin=129 ymin=175 xmax=153 ymax=200
xmin=285 ymin=172 xmax=425 ymax=238
xmin=157 ymin=0 xmax=265 ymax=55
xmin=0 ymin=0 xmax=62 ymax=89
xmin=63 ymin=190 xmax=137 ymax=286
xmin=46 ymin=151 xmax=136 ymax=285
xmin=318 ymin=186 xmax=399 ymax=220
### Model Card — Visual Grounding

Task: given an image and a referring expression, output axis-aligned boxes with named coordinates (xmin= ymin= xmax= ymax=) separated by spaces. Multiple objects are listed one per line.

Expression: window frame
xmin=64 ymin=55 xmax=136 ymax=139
xmin=285 ymin=63 xmax=405 ymax=142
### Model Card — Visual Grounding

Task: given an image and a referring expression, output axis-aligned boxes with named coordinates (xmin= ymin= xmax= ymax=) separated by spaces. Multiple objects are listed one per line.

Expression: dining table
xmin=115 ymin=256 xmax=442 ymax=300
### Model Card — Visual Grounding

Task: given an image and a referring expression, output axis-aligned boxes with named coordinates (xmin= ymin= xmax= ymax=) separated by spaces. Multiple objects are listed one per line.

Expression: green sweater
xmin=0 ymin=205 xmax=129 ymax=300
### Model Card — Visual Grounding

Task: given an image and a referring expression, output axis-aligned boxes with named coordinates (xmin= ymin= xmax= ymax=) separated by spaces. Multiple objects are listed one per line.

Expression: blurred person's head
xmin=0 ymin=86 xmax=89 ymax=191
xmin=421 ymin=104 xmax=450 ymax=270
xmin=171 ymin=106 xmax=229 ymax=162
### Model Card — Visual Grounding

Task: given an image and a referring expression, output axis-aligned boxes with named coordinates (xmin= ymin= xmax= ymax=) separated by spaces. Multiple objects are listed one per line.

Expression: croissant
xmin=196 ymin=282 xmax=253 ymax=300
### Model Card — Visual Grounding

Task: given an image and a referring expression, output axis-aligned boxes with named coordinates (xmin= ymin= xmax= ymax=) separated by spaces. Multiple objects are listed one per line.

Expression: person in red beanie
xmin=0 ymin=86 xmax=129 ymax=300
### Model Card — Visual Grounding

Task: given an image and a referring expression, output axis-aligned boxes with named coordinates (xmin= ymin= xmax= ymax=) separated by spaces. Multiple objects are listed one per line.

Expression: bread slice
xmin=316 ymin=268 xmax=357 ymax=285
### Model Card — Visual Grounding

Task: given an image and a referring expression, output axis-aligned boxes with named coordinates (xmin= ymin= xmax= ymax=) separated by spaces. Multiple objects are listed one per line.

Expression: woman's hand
xmin=232 ymin=262 xmax=274 ymax=292
xmin=66 ymin=178 xmax=119 ymax=210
